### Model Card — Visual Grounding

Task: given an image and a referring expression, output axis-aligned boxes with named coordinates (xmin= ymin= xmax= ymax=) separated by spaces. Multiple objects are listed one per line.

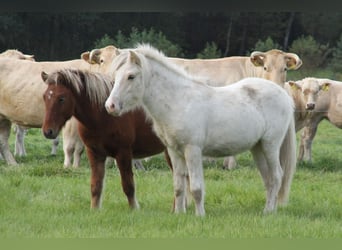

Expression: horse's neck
xmin=73 ymin=94 xmax=105 ymax=129
xmin=142 ymin=63 xmax=191 ymax=119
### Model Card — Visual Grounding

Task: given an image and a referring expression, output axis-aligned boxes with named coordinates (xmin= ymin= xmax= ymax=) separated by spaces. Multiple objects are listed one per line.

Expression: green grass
xmin=1 ymin=122 xmax=342 ymax=238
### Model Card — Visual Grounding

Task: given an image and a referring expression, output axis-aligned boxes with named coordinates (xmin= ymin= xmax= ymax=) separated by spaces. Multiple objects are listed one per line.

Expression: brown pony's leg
xmin=116 ymin=150 xmax=140 ymax=209
xmin=86 ymin=148 xmax=106 ymax=209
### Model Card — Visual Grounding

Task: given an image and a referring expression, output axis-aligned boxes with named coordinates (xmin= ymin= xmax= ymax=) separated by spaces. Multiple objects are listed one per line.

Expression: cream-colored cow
xmin=0 ymin=49 xmax=62 ymax=158
xmin=0 ymin=54 xmax=95 ymax=165
xmin=82 ymin=45 xmax=302 ymax=169
xmin=285 ymin=77 xmax=337 ymax=162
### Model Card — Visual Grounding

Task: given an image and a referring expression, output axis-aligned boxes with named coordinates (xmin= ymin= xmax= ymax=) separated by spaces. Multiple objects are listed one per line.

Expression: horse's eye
xmin=59 ymin=97 xmax=65 ymax=103
xmin=263 ymin=66 xmax=267 ymax=71
xmin=128 ymin=75 xmax=135 ymax=80
xmin=284 ymin=68 xmax=288 ymax=72
xmin=100 ymin=59 xmax=104 ymax=64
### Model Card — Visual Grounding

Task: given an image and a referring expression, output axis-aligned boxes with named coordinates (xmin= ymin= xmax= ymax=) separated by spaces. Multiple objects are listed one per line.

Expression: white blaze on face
xmin=47 ymin=90 xmax=54 ymax=100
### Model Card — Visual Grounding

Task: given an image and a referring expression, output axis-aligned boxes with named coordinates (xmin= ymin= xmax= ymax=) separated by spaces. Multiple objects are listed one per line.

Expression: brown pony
xmin=41 ymin=68 xmax=171 ymax=210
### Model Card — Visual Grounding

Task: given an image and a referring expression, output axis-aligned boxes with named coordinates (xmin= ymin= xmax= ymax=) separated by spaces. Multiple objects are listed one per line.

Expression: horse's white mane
xmin=135 ymin=44 xmax=204 ymax=83
xmin=51 ymin=69 xmax=113 ymax=107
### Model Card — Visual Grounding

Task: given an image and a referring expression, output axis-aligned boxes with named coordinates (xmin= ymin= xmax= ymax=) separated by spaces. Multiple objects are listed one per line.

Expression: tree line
xmin=1 ymin=12 xmax=342 ymax=71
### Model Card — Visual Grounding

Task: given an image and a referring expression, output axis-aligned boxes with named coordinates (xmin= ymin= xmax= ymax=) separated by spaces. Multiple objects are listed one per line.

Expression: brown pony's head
xmin=41 ymin=71 xmax=76 ymax=139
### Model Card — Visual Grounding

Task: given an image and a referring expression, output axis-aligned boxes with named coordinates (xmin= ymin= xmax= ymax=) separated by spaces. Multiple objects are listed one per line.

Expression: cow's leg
xmin=298 ymin=124 xmax=319 ymax=163
xmin=63 ymin=141 xmax=73 ymax=168
xmin=51 ymin=136 xmax=59 ymax=156
xmin=0 ymin=119 xmax=17 ymax=165
xmin=116 ymin=150 xmax=139 ymax=209
xmin=72 ymin=141 xmax=84 ymax=168
xmin=222 ymin=156 xmax=237 ymax=170
xmin=14 ymin=125 xmax=27 ymax=157
xmin=86 ymin=148 xmax=106 ymax=209
xmin=133 ymin=159 xmax=145 ymax=170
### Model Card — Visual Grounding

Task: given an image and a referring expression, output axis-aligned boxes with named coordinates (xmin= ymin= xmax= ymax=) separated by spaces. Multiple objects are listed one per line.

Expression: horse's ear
xmin=41 ymin=71 xmax=49 ymax=82
xmin=129 ymin=51 xmax=141 ymax=66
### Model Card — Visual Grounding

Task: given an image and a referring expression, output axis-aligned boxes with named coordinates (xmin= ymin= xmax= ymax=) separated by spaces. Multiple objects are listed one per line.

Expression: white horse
xmin=104 ymin=45 xmax=297 ymax=216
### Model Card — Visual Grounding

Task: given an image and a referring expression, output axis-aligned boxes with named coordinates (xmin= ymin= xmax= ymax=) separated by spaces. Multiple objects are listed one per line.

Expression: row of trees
xmin=1 ymin=12 xmax=342 ymax=72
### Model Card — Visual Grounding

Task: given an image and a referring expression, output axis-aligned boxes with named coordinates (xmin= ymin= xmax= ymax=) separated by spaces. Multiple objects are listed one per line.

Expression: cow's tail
xmin=278 ymin=114 xmax=297 ymax=206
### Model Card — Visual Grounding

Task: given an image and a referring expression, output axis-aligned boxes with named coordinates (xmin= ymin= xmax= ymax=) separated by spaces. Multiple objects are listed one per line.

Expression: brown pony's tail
xmin=278 ymin=114 xmax=297 ymax=206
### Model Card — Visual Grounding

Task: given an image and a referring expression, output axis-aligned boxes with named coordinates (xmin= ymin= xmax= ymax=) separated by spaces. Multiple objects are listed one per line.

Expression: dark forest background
xmin=1 ymin=12 xmax=342 ymax=73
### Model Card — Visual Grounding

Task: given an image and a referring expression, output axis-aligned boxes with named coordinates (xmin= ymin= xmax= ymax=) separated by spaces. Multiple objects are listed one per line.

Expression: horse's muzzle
xmin=105 ymin=100 xmax=120 ymax=116
xmin=43 ymin=128 xmax=58 ymax=139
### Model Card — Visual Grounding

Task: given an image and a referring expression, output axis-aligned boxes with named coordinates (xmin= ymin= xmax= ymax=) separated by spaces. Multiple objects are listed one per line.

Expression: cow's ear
xmin=320 ymin=82 xmax=331 ymax=91
xmin=81 ymin=51 xmax=90 ymax=62
xmin=88 ymin=49 xmax=102 ymax=64
xmin=41 ymin=71 xmax=49 ymax=82
xmin=286 ymin=53 xmax=303 ymax=70
xmin=288 ymin=81 xmax=301 ymax=91
xmin=250 ymin=51 xmax=265 ymax=67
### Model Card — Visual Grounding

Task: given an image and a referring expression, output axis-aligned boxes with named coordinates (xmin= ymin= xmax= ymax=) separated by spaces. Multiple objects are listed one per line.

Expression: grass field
xmin=1 ymin=120 xmax=342 ymax=238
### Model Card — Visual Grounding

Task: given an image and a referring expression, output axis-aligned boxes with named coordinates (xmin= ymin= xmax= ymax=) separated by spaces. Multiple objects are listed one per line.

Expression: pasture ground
xmin=1 ymin=120 xmax=342 ymax=238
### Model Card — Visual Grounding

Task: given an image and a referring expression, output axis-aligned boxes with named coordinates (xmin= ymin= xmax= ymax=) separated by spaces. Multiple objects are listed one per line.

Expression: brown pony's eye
xmin=58 ymin=96 xmax=65 ymax=103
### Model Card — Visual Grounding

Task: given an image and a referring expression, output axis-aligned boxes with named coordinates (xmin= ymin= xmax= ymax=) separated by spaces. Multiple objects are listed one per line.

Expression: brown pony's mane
xmin=48 ymin=68 xmax=114 ymax=107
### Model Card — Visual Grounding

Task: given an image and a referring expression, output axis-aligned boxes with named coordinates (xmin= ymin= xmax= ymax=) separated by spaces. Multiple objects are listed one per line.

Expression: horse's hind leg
xmin=251 ymin=142 xmax=283 ymax=214
xmin=116 ymin=151 xmax=139 ymax=209
xmin=0 ymin=119 xmax=17 ymax=165
xmin=86 ymin=148 xmax=106 ymax=208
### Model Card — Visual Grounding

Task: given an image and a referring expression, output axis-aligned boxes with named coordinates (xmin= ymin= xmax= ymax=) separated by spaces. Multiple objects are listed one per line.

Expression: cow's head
xmin=288 ymin=78 xmax=330 ymax=111
xmin=81 ymin=45 xmax=120 ymax=73
xmin=250 ymin=49 xmax=302 ymax=86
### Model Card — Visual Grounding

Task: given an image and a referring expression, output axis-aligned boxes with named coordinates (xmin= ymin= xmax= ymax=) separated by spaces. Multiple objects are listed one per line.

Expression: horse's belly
xmin=202 ymin=139 xmax=259 ymax=157
xmin=202 ymin=125 xmax=264 ymax=157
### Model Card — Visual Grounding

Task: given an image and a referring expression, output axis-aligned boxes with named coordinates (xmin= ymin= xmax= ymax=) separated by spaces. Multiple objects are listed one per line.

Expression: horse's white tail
xmin=278 ymin=115 xmax=297 ymax=206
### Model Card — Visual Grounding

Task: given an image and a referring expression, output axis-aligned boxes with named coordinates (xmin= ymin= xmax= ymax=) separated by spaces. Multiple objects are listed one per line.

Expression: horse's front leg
xmin=167 ymin=147 xmax=188 ymax=214
xmin=86 ymin=148 xmax=106 ymax=209
xmin=184 ymin=145 xmax=205 ymax=216
xmin=116 ymin=150 xmax=139 ymax=209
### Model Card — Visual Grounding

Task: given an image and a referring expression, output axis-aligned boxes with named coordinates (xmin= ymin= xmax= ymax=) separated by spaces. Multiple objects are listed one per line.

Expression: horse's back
xmin=201 ymin=78 xmax=294 ymax=156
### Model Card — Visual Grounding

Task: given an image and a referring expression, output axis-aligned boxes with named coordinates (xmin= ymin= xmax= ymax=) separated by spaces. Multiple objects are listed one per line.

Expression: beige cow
xmin=82 ymin=45 xmax=302 ymax=169
xmin=0 ymin=50 xmax=62 ymax=158
xmin=0 ymin=50 xmax=35 ymax=158
xmin=285 ymin=77 xmax=337 ymax=162
xmin=0 ymin=55 xmax=95 ymax=165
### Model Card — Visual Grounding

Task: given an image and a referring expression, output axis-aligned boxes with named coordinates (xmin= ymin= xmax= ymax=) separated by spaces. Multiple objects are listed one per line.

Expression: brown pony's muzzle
xmin=43 ymin=128 xmax=59 ymax=139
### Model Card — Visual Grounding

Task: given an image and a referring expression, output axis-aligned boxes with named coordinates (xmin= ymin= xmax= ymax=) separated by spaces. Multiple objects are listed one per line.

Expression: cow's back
xmin=168 ymin=56 xmax=256 ymax=86
xmin=0 ymin=58 xmax=91 ymax=127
